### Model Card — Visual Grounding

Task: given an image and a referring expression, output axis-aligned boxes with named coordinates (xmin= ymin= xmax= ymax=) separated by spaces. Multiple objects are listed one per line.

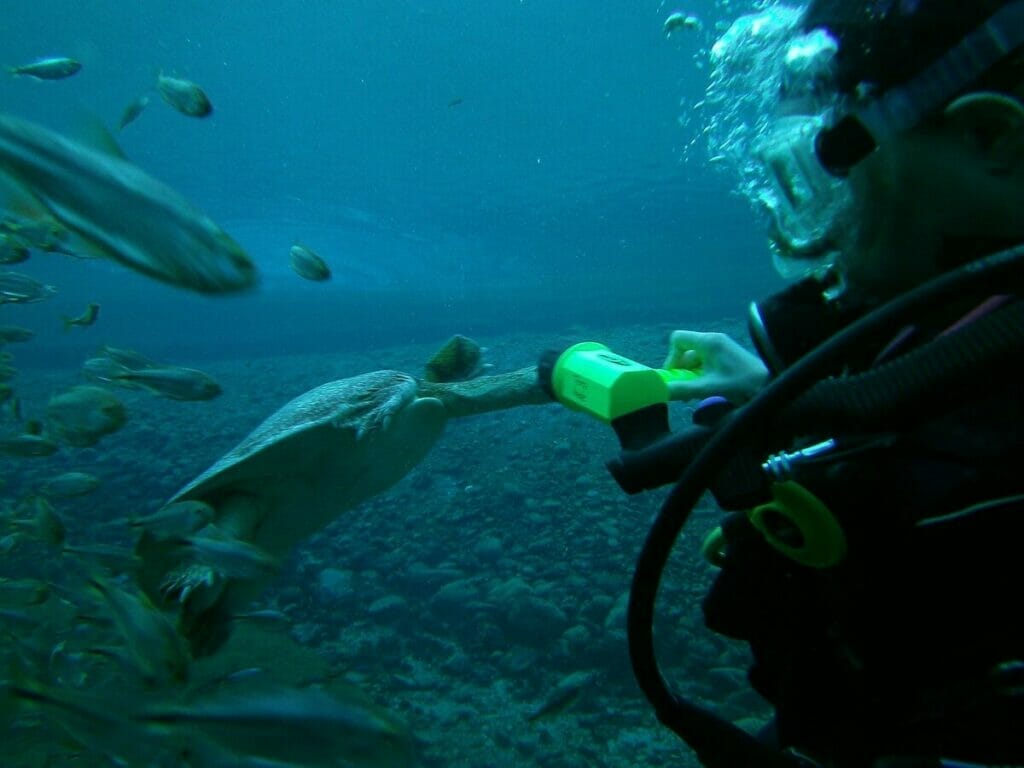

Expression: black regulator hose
xmin=627 ymin=245 xmax=1024 ymax=767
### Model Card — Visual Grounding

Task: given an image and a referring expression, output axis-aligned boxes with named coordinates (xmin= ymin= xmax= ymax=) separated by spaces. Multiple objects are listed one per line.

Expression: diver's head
xmin=751 ymin=0 xmax=1024 ymax=302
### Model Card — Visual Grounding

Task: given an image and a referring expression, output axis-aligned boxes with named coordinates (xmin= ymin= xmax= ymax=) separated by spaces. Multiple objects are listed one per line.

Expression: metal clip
xmin=762 ymin=438 xmax=837 ymax=480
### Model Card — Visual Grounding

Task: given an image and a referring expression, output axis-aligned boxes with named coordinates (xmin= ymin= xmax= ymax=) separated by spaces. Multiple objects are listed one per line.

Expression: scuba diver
xmin=604 ymin=0 xmax=1024 ymax=766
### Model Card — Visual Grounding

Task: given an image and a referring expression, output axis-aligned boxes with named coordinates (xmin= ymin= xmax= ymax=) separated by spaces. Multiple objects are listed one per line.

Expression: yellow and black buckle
xmin=703 ymin=480 xmax=846 ymax=569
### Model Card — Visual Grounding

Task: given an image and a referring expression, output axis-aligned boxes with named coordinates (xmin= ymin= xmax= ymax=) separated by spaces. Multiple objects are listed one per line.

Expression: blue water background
xmin=2 ymin=0 xmax=781 ymax=368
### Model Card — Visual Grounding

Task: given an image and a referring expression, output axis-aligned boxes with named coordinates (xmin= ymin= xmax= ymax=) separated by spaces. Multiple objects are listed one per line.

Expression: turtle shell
xmin=168 ymin=369 xmax=446 ymax=557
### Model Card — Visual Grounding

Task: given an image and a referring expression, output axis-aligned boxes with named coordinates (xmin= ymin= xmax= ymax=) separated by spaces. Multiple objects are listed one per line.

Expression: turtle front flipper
xmin=417 ymin=366 xmax=550 ymax=419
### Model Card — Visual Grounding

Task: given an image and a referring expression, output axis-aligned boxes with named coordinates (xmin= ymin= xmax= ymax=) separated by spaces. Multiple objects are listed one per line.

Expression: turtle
xmin=138 ymin=364 xmax=550 ymax=655
xmin=138 ymin=369 xmax=444 ymax=653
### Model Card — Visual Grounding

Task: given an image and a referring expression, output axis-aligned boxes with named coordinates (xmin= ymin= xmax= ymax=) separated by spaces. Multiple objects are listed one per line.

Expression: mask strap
xmin=817 ymin=0 xmax=1024 ymax=175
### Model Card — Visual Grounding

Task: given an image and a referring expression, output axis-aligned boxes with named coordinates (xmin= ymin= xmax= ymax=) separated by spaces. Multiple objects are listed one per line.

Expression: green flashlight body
xmin=549 ymin=342 xmax=698 ymax=423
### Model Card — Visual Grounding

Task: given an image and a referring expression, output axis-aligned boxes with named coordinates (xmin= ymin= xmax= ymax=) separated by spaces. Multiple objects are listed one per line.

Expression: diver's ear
xmin=943 ymin=91 xmax=1024 ymax=175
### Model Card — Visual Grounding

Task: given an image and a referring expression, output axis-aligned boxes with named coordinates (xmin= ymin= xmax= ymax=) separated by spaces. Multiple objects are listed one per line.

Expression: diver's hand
xmin=663 ymin=330 xmax=768 ymax=403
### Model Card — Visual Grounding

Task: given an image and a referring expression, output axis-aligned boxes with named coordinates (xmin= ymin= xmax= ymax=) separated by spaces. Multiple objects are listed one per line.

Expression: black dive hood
xmin=623 ymin=244 xmax=1024 ymax=768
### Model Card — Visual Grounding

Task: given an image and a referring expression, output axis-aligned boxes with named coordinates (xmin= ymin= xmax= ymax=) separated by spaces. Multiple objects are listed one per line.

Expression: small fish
xmin=8 ymin=57 xmax=82 ymax=80
xmin=157 ymin=73 xmax=213 ymax=117
xmin=41 ymin=471 xmax=100 ymax=498
xmin=0 ymin=432 xmax=58 ymax=457
xmin=526 ymin=669 xmax=599 ymax=722
xmin=45 ymin=385 xmax=127 ymax=447
xmin=141 ymin=684 xmax=414 ymax=768
xmin=62 ymin=542 xmax=142 ymax=574
xmin=0 ymin=533 xmax=22 ymax=555
xmin=289 ymin=243 xmax=331 ymax=281
xmin=82 ymin=346 xmax=161 ymax=389
xmin=0 ymin=113 xmax=257 ymax=294
xmin=0 ymin=232 xmax=30 ymax=264
xmin=173 ymin=529 xmax=278 ymax=580
xmin=2 ymin=677 xmax=157 ymax=763
xmin=62 ymin=302 xmax=100 ymax=329
xmin=83 ymin=644 xmax=156 ymax=678
xmin=0 ymin=325 xmax=34 ymax=343
xmin=0 ymin=270 xmax=56 ymax=304
xmin=111 ymin=366 xmax=222 ymax=401
xmin=8 ymin=495 xmax=66 ymax=546
xmin=106 ymin=499 xmax=215 ymax=538
xmin=232 ymin=609 xmax=289 ymax=624
xmin=0 ymin=577 xmax=50 ymax=607
xmin=82 ymin=355 xmax=134 ymax=385
xmin=0 ymin=607 xmax=34 ymax=625
xmin=447 ymin=97 xmax=464 ymax=108
xmin=1 ymin=213 xmax=70 ymax=253
xmin=97 ymin=344 xmax=158 ymax=370
xmin=186 ymin=666 xmax=269 ymax=697
xmin=664 ymin=12 xmax=701 ymax=36
xmin=119 ymin=95 xmax=150 ymax=130
xmin=84 ymin=574 xmax=190 ymax=685
xmin=1 ymin=393 xmax=22 ymax=421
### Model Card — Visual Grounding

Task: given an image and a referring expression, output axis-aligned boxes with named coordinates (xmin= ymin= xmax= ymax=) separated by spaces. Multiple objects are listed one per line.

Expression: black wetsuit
xmin=702 ymin=292 xmax=1024 ymax=767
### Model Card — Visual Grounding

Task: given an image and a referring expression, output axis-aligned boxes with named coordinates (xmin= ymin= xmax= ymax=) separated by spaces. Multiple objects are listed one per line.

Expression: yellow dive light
xmin=546 ymin=342 xmax=698 ymax=423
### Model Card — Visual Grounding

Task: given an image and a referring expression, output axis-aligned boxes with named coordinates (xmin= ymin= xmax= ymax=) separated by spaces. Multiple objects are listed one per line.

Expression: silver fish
xmin=1 ymin=212 xmax=69 ymax=252
xmin=0 ymin=432 xmax=59 ymax=458
xmin=157 ymin=74 xmax=213 ymax=117
xmin=97 ymin=344 xmax=158 ymax=370
xmin=0 ymin=113 xmax=257 ymax=294
xmin=8 ymin=495 xmax=65 ymax=546
xmin=41 ymin=471 xmax=100 ymax=498
xmin=112 ymin=365 xmax=222 ymax=401
xmin=62 ymin=301 xmax=100 ymax=329
xmin=62 ymin=543 xmax=142 ymax=574
xmin=0 ymin=232 xmax=30 ymax=264
xmin=2 ymin=677 xmax=161 ymax=763
xmin=173 ymin=530 xmax=278 ymax=580
xmin=231 ymin=609 xmax=289 ymax=624
xmin=45 ymin=385 xmax=127 ymax=447
xmin=82 ymin=355 xmax=136 ymax=386
xmin=0 ymin=577 xmax=50 ymax=607
xmin=84 ymin=575 xmax=189 ymax=685
xmin=82 ymin=347 xmax=159 ymax=390
xmin=141 ymin=685 xmax=414 ymax=768
xmin=2 ymin=394 xmax=20 ymax=421
xmin=289 ymin=244 xmax=331 ymax=281
xmin=0 ymin=270 xmax=55 ymax=304
xmin=119 ymin=95 xmax=150 ymax=130
xmin=0 ymin=325 xmax=34 ymax=343
xmin=8 ymin=57 xmax=82 ymax=80
xmin=108 ymin=499 xmax=215 ymax=538
xmin=526 ymin=669 xmax=599 ymax=722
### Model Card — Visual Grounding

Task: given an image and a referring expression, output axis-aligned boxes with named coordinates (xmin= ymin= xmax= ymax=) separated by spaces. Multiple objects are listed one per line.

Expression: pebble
xmin=317 ymin=567 xmax=354 ymax=600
